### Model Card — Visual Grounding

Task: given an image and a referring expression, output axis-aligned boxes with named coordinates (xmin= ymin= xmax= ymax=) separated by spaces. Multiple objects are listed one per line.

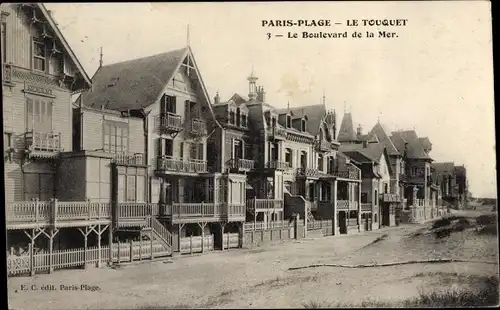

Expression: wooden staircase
xmin=146 ymin=216 xmax=173 ymax=253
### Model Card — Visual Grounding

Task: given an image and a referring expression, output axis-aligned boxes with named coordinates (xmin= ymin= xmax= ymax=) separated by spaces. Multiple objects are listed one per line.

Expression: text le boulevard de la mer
xmin=261 ymin=19 xmax=408 ymax=40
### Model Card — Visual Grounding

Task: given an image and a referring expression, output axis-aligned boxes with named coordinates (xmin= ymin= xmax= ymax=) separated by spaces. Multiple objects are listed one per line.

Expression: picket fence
xmin=7 ymin=235 xmax=216 ymax=277
xmin=307 ymin=219 xmax=333 ymax=230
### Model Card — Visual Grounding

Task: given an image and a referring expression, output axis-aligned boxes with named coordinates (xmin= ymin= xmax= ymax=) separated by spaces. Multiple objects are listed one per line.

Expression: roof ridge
xmin=101 ymin=47 xmax=187 ymax=68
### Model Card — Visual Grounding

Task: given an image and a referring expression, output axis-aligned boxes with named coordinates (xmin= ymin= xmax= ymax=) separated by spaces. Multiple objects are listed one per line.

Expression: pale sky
xmin=45 ymin=1 xmax=496 ymax=198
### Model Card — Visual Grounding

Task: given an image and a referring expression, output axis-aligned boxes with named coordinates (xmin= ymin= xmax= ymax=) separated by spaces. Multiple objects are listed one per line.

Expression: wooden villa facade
xmin=3 ymin=3 xmax=461 ymax=277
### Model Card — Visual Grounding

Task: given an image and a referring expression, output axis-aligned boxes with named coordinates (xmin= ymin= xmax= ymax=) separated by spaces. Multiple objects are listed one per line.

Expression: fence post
xmin=139 ymin=232 xmax=142 ymax=261
xmin=190 ymin=235 xmax=193 ymax=255
xmin=129 ymin=239 xmax=133 ymax=262
xmin=29 ymin=243 xmax=35 ymax=276
xmin=227 ymin=232 xmax=230 ymax=249
xmin=87 ymin=199 xmax=91 ymax=220
xmin=150 ymin=233 xmax=154 ymax=260
xmin=117 ymin=241 xmax=121 ymax=264
xmin=35 ymin=198 xmax=40 ymax=223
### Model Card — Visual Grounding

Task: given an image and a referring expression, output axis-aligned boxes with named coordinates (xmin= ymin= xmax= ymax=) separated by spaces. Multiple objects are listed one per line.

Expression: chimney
xmin=214 ymin=91 xmax=220 ymax=105
xmin=256 ymin=86 xmax=266 ymax=103
xmin=357 ymin=124 xmax=362 ymax=137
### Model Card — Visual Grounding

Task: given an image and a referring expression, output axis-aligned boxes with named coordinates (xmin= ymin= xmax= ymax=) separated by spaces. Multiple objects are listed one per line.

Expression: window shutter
xmin=189 ymin=142 xmax=196 ymax=159
xmin=185 ymin=100 xmax=190 ymax=118
xmin=26 ymin=98 xmax=34 ymax=131
xmin=180 ymin=142 xmax=184 ymax=158
xmin=156 ymin=138 xmax=162 ymax=157
xmin=171 ymin=96 xmax=177 ymax=114
xmin=160 ymin=94 xmax=166 ymax=115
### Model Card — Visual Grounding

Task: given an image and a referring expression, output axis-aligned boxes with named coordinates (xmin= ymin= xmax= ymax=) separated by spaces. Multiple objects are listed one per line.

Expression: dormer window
xmin=301 ymin=119 xmax=306 ymax=132
xmin=236 ymin=108 xmax=241 ymax=126
xmin=229 ymin=109 xmax=236 ymax=125
xmin=286 ymin=115 xmax=292 ymax=128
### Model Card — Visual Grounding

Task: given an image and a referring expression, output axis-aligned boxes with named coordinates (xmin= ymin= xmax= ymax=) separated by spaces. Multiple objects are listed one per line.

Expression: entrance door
xmin=382 ymin=203 xmax=390 ymax=226
xmin=338 ymin=211 xmax=347 ymax=234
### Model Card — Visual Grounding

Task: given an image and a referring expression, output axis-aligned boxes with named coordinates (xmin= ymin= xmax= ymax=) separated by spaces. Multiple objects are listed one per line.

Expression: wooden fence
xmin=222 ymin=233 xmax=239 ymax=250
xmin=179 ymin=235 xmax=214 ymax=254
xmin=244 ymin=220 xmax=292 ymax=231
xmin=7 ymin=240 xmax=170 ymax=276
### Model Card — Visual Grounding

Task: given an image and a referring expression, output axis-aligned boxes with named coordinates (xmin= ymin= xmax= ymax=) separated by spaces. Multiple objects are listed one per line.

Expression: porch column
xmin=332 ymin=180 xmax=338 ymax=235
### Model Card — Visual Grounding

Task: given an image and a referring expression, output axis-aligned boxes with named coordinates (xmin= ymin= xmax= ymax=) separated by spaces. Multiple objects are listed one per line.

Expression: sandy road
xmin=8 ymin=223 xmax=498 ymax=309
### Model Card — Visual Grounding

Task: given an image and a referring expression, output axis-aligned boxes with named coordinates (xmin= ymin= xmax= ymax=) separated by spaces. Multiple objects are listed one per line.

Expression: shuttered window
xmin=190 ymin=142 xmax=204 ymax=160
xmin=118 ymin=168 xmax=146 ymax=203
xmin=160 ymin=94 xmax=176 ymax=114
xmin=126 ymin=175 xmax=136 ymax=202
xmin=26 ymin=97 xmax=52 ymax=133
xmin=33 ymin=40 xmax=46 ymax=72
xmin=117 ymin=174 xmax=126 ymax=203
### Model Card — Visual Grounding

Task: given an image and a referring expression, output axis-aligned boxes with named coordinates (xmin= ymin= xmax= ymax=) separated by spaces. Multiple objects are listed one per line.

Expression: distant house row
xmin=3 ymin=4 xmax=467 ymax=275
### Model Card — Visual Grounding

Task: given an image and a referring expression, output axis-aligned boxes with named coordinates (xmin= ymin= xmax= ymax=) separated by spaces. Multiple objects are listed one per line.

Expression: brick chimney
xmin=256 ymin=86 xmax=266 ymax=103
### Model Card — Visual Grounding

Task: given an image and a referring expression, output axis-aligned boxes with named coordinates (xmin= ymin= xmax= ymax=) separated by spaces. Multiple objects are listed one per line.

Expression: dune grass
xmin=303 ymin=275 xmax=499 ymax=308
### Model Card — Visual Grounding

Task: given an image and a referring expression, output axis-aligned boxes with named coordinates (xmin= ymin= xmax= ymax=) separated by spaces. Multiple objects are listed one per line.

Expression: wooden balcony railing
xmin=315 ymin=140 xmax=331 ymax=152
xmin=156 ymin=156 xmax=207 ymax=173
xmin=296 ymin=168 xmax=320 ymax=178
xmin=337 ymin=200 xmax=349 ymax=210
xmin=332 ymin=165 xmax=361 ymax=180
xmin=159 ymin=203 xmax=246 ymax=220
xmin=228 ymin=158 xmax=255 ymax=171
xmin=112 ymin=153 xmax=145 ymax=166
xmin=25 ymin=131 xmax=62 ymax=153
xmin=157 ymin=113 xmax=183 ymax=132
xmin=266 ymin=160 xmax=290 ymax=170
xmin=380 ymin=193 xmax=401 ymax=203
xmin=6 ymin=200 xmax=112 ymax=226
xmin=267 ymin=126 xmax=287 ymax=140
xmin=187 ymin=118 xmax=207 ymax=137
xmin=361 ymin=203 xmax=372 ymax=212
xmin=246 ymin=198 xmax=284 ymax=211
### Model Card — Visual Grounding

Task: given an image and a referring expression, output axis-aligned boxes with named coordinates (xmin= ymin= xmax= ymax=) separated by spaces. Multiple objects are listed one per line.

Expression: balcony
xmin=228 ymin=158 xmax=255 ymax=172
xmin=337 ymin=200 xmax=359 ymax=210
xmin=267 ymin=126 xmax=287 ymax=141
xmin=6 ymin=200 xmax=112 ymax=229
xmin=361 ymin=203 xmax=372 ymax=212
xmin=156 ymin=156 xmax=207 ymax=174
xmin=380 ymin=193 xmax=401 ymax=203
xmin=315 ymin=140 xmax=331 ymax=152
xmin=159 ymin=203 xmax=246 ymax=223
xmin=296 ymin=168 xmax=320 ymax=178
xmin=332 ymin=166 xmax=361 ymax=180
xmin=266 ymin=160 xmax=290 ymax=170
xmin=246 ymin=198 xmax=284 ymax=212
xmin=157 ymin=113 xmax=183 ymax=133
xmin=186 ymin=118 xmax=207 ymax=137
xmin=399 ymin=173 xmax=426 ymax=184
xmin=112 ymin=153 xmax=145 ymax=166
xmin=25 ymin=131 xmax=62 ymax=158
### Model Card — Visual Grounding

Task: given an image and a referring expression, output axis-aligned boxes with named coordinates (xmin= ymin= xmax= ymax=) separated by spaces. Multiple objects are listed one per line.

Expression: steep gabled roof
xmin=79 ymin=47 xmax=187 ymax=111
xmin=339 ymin=143 xmax=385 ymax=164
xmin=37 ymin=4 xmax=91 ymax=89
xmin=288 ymin=104 xmax=326 ymax=136
xmin=391 ymin=130 xmax=431 ymax=160
xmin=228 ymin=93 xmax=248 ymax=105
xmin=368 ymin=122 xmax=400 ymax=156
xmin=432 ymin=162 xmax=455 ymax=175
xmin=338 ymin=113 xmax=358 ymax=142
xmin=419 ymin=137 xmax=432 ymax=150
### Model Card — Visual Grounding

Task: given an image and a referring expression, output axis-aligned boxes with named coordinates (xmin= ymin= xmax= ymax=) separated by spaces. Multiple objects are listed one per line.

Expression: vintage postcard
xmin=3 ymin=1 xmax=497 ymax=309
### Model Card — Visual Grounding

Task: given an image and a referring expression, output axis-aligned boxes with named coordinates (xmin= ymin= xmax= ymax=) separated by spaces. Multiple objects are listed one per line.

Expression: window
xmin=301 ymin=119 xmax=306 ymax=132
xmin=233 ymin=140 xmax=242 ymax=159
xmin=286 ymin=115 xmax=291 ymax=128
xmin=327 ymin=156 xmax=335 ymax=173
xmin=26 ymin=98 xmax=52 ymax=132
xmin=33 ymin=40 xmax=46 ymax=72
xmin=285 ymin=148 xmax=292 ymax=166
xmin=118 ymin=173 xmax=146 ymax=203
xmin=300 ymin=151 xmax=307 ymax=169
xmin=160 ymin=94 xmax=176 ymax=114
xmin=229 ymin=110 xmax=236 ymax=125
xmin=317 ymin=154 xmax=323 ymax=170
xmin=374 ymin=190 xmax=378 ymax=205
xmin=236 ymin=108 xmax=241 ymax=126
xmin=1 ymin=22 xmax=6 ymax=63
xmin=384 ymin=183 xmax=388 ymax=194
xmin=190 ymin=142 xmax=204 ymax=160
xmin=361 ymin=193 xmax=368 ymax=203
xmin=241 ymin=114 xmax=248 ymax=127
xmin=103 ymin=121 xmax=128 ymax=153
xmin=272 ymin=117 xmax=277 ymax=127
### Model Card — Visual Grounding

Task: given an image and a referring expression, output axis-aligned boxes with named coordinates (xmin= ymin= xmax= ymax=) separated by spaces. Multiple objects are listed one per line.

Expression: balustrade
xmin=113 ymin=153 xmax=145 ymax=166
xmin=228 ymin=158 xmax=255 ymax=171
xmin=246 ymin=198 xmax=284 ymax=210
xmin=25 ymin=131 xmax=62 ymax=153
xmin=267 ymin=127 xmax=287 ymax=140
xmin=267 ymin=160 xmax=289 ymax=170
xmin=156 ymin=156 xmax=207 ymax=173
xmin=157 ymin=113 xmax=183 ymax=132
